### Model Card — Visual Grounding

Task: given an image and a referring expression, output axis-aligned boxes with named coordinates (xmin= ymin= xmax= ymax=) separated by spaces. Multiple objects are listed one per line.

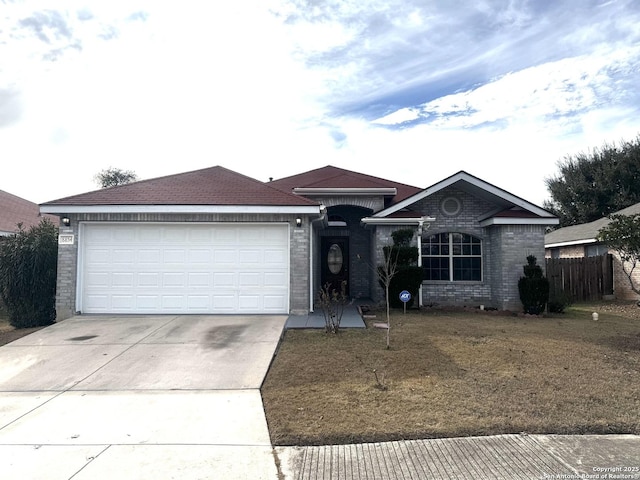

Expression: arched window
xmin=422 ymin=232 xmax=482 ymax=281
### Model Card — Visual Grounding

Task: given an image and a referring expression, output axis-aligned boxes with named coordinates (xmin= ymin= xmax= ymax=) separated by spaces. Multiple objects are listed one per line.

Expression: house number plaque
xmin=58 ymin=234 xmax=75 ymax=245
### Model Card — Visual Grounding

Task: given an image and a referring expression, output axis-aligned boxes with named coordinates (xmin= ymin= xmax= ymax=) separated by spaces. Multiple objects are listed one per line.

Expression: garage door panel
xmin=86 ymin=248 xmax=110 ymax=264
xmin=264 ymin=272 xmax=287 ymax=286
xmin=161 ymin=272 xmax=184 ymax=287
xmin=214 ymin=249 xmax=238 ymax=264
xmin=113 ymin=228 xmax=136 ymax=242
xmin=238 ymin=294 xmax=260 ymax=310
xmin=112 ymin=272 xmax=134 ymax=287
xmin=189 ymin=249 xmax=212 ymax=263
xmin=86 ymin=272 xmax=109 ymax=288
xmin=112 ymin=295 xmax=135 ymax=309
xmin=238 ymin=250 xmax=261 ymax=264
xmin=163 ymin=228 xmax=188 ymax=242
xmin=85 ymin=294 xmax=108 ymax=310
xmin=81 ymin=224 xmax=289 ymax=314
xmin=163 ymin=249 xmax=186 ymax=263
xmin=264 ymin=295 xmax=287 ymax=310
xmin=187 ymin=295 xmax=210 ymax=310
xmin=162 ymin=296 xmax=185 ymax=309
xmin=265 ymin=248 xmax=287 ymax=264
xmin=188 ymin=273 xmax=211 ymax=287
xmin=138 ymin=249 xmax=161 ymax=263
xmin=213 ymin=272 xmax=236 ymax=287
xmin=212 ymin=294 xmax=236 ymax=311
xmin=238 ymin=272 xmax=260 ymax=287
xmin=136 ymin=295 xmax=161 ymax=309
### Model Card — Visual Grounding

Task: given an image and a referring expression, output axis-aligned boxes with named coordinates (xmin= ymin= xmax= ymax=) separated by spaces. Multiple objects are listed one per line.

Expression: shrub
xmin=317 ymin=281 xmax=347 ymax=334
xmin=0 ymin=219 xmax=58 ymax=328
xmin=387 ymin=266 xmax=423 ymax=308
xmin=517 ymin=255 xmax=549 ymax=315
xmin=382 ymin=229 xmax=422 ymax=308
xmin=548 ymin=292 xmax=571 ymax=313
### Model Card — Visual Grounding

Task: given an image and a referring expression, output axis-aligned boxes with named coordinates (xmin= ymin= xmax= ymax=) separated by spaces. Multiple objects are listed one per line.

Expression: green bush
xmin=517 ymin=255 xmax=549 ymax=315
xmin=548 ymin=291 xmax=571 ymax=313
xmin=0 ymin=219 xmax=58 ymax=328
xmin=387 ymin=266 xmax=423 ymax=308
xmin=381 ymin=228 xmax=422 ymax=308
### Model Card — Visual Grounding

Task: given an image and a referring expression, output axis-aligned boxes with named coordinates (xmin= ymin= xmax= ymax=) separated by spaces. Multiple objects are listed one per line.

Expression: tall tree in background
xmin=544 ymin=136 xmax=640 ymax=227
xmin=94 ymin=167 xmax=138 ymax=188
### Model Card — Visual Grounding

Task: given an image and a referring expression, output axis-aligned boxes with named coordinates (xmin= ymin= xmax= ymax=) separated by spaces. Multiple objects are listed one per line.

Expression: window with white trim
xmin=422 ymin=232 xmax=482 ymax=281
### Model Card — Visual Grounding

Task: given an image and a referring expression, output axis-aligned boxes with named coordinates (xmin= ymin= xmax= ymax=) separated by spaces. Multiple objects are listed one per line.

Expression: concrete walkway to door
xmin=0 ymin=314 xmax=287 ymax=480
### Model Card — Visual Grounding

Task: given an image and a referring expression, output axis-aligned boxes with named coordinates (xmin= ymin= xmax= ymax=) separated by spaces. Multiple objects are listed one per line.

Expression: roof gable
xmin=42 ymin=166 xmax=318 ymax=208
xmin=375 ymin=170 xmax=557 ymax=224
xmin=0 ymin=189 xmax=57 ymax=234
xmin=269 ymin=165 xmax=422 ymax=205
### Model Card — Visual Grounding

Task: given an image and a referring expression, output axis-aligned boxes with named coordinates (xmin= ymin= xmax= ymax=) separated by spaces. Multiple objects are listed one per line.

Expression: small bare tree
xmin=317 ymin=281 xmax=348 ymax=333
xmin=378 ymin=246 xmax=400 ymax=349
xmin=598 ymin=213 xmax=640 ymax=301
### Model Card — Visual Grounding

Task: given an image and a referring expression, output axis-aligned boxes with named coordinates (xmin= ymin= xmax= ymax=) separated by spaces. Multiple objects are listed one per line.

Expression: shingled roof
xmin=545 ymin=202 xmax=640 ymax=246
xmin=0 ymin=189 xmax=57 ymax=235
xmin=41 ymin=166 xmax=318 ymax=207
xmin=268 ymin=165 xmax=422 ymax=205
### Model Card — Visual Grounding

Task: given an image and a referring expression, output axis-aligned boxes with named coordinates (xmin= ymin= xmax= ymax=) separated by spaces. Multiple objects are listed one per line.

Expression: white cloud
xmin=0 ymin=0 xmax=639 ymax=208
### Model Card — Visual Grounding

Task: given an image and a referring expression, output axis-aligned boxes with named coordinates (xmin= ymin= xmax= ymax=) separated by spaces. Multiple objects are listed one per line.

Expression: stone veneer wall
xmin=54 ymin=213 xmax=311 ymax=320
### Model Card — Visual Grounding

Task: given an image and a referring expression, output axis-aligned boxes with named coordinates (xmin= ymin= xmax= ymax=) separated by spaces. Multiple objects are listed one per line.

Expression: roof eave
xmin=479 ymin=217 xmax=560 ymax=227
xmin=361 ymin=216 xmax=436 ymax=226
xmin=545 ymin=238 xmax=598 ymax=248
xmin=40 ymin=205 xmax=323 ymax=215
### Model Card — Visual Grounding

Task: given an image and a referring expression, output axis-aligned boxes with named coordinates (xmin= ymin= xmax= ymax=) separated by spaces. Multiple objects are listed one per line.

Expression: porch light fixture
xmin=295 ymin=218 xmax=302 ymax=227
xmin=61 ymin=216 xmax=71 ymax=227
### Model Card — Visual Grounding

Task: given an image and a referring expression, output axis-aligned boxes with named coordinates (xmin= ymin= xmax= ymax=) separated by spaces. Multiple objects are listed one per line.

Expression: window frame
xmin=421 ymin=232 xmax=483 ymax=282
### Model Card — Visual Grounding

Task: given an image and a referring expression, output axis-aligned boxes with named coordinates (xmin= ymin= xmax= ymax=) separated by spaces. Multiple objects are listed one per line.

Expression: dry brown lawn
xmin=0 ymin=317 xmax=43 ymax=346
xmin=261 ymin=301 xmax=640 ymax=446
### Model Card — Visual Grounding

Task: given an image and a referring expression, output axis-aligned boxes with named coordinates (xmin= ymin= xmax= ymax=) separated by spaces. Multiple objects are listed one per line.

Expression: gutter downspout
xmin=309 ymin=205 xmax=327 ymax=313
xmin=417 ymin=220 xmax=423 ymax=308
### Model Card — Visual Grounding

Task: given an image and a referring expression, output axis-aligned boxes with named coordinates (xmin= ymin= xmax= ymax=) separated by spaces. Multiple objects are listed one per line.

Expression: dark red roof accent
xmin=42 ymin=166 xmax=318 ymax=207
xmin=386 ymin=210 xmax=423 ymax=218
xmin=0 ymin=189 xmax=58 ymax=233
xmin=492 ymin=208 xmax=541 ymax=218
xmin=269 ymin=165 xmax=422 ymax=205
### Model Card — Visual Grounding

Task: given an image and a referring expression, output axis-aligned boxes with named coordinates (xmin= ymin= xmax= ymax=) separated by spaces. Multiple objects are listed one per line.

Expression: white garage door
xmin=80 ymin=223 xmax=290 ymax=314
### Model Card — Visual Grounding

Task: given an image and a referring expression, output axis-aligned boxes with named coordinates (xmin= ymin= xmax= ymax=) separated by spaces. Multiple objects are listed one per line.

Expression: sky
xmin=1 ymin=0 xmax=640 ymax=206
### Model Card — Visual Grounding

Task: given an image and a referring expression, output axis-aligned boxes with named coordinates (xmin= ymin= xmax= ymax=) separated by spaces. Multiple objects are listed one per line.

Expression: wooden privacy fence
xmin=545 ymin=254 xmax=614 ymax=302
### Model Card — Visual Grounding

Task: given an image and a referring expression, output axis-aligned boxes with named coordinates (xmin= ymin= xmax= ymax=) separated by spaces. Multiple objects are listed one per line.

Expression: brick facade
xmin=370 ymin=189 xmax=548 ymax=311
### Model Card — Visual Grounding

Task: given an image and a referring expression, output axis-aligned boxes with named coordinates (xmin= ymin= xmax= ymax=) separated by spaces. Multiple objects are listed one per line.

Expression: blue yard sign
xmin=399 ymin=290 xmax=411 ymax=303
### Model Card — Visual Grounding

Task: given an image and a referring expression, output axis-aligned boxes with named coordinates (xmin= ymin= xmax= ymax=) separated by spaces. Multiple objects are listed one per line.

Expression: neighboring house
xmin=545 ymin=202 xmax=640 ymax=301
xmin=40 ymin=166 xmax=558 ymax=320
xmin=0 ymin=189 xmax=57 ymax=236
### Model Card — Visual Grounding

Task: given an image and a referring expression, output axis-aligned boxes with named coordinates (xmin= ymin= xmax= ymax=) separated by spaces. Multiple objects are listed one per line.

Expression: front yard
xmin=261 ymin=302 xmax=640 ymax=446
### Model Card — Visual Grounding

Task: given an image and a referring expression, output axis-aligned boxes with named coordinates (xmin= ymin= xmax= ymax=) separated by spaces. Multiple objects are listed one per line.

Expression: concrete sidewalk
xmin=286 ymin=302 xmax=368 ymax=329
xmin=277 ymin=434 xmax=640 ymax=479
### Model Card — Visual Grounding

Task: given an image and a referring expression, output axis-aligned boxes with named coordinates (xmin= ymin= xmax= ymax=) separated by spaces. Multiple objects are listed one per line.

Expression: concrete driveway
xmin=0 ymin=315 xmax=287 ymax=480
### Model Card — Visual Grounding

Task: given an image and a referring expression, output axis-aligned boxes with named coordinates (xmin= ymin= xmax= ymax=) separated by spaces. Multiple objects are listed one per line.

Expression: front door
xmin=321 ymin=237 xmax=349 ymax=295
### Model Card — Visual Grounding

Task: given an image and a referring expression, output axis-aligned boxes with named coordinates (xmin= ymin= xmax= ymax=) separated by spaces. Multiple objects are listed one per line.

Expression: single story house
xmin=40 ymin=166 xmax=558 ymax=319
xmin=545 ymin=202 xmax=640 ymax=300
xmin=0 ymin=189 xmax=58 ymax=236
